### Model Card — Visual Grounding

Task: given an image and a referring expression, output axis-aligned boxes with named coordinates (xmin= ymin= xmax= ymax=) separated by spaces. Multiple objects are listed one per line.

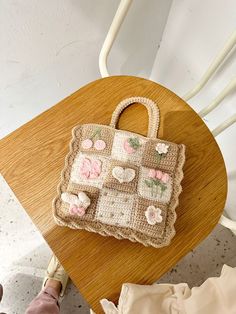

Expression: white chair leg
xmin=182 ymin=30 xmax=236 ymax=101
xmin=99 ymin=0 xmax=133 ymax=77
xmin=213 ymin=115 xmax=236 ymax=233
xmin=212 ymin=113 xmax=236 ymax=137
xmin=198 ymin=78 xmax=236 ymax=117
xmin=219 ymin=214 xmax=236 ymax=234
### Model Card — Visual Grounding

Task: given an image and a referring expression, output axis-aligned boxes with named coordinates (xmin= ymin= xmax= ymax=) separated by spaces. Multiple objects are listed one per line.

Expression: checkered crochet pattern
xmin=53 ymin=97 xmax=185 ymax=248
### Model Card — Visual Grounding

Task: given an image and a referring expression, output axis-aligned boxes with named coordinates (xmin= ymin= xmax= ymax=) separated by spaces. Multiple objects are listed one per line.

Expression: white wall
xmin=0 ymin=0 xmax=172 ymax=138
xmin=151 ymin=0 xmax=236 ymax=101
xmin=151 ymin=0 xmax=236 ymax=219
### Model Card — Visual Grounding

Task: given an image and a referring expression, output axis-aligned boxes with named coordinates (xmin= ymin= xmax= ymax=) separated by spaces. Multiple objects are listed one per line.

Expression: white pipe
xmin=183 ymin=30 xmax=236 ymax=101
xmin=99 ymin=0 xmax=133 ymax=77
xmin=199 ymin=78 xmax=236 ymax=117
xmin=212 ymin=113 xmax=236 ymax=137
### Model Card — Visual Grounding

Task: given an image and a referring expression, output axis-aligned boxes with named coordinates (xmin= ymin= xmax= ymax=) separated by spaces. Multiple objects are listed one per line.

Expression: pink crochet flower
xmin=79 ymin=157 xmax=102 ymax=179
xmin=145 ymin=205 xmax=163 ymax=225
xmin=156 ymin=170 xmax=163 ymax=180
xmin=148 ymin=169 xmax=156 ymax=178
xmin=61 ymin=191 xmax=91 ymax=217
xmin=161 ymin=173 xmax=169 ymax=184
xmin=148 ymin=169 xmax=170 ymax=183
xmin=69 ymin=205 xmax=85 ymax=216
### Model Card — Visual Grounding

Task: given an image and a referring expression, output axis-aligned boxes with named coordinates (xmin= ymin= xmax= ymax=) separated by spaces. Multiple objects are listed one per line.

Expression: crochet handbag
xmin=53 ymin=97 xmax=185 ymax=248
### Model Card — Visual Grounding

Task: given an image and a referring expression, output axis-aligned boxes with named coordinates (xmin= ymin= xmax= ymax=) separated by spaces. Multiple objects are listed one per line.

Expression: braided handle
xmin=110 ymin=97 xmax=160 ymax=138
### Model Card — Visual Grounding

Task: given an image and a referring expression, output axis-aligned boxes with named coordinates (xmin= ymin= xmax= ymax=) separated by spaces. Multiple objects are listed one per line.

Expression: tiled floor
xmin=0 ymin=174 xmax=236 ymax=314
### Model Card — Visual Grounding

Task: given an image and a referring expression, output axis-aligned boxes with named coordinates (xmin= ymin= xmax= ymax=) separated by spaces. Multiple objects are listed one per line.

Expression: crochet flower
xmin=79 ymin=157 xmax=102 ymax=179
xmin=145 ymin=169 xmax=170 ymax=198
xmin=155 ymin=143 xmax=169 ymax=155
xmin=61 ymin=191 xmax=91 ymax=217
xmin=145 ymin=205 xmax=163 ymax=225
xmin=69 ymin=205 xmax=86 ymax=216
xmin=148 ymin=169 xmax=170 ymax=183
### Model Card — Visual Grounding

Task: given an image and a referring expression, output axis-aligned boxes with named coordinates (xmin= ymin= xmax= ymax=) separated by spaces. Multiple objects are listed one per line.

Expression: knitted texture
xmin=53 ymin=97 xmax=186 ymax=248
xmin=96 ymin=188 xmax=135 ymax=228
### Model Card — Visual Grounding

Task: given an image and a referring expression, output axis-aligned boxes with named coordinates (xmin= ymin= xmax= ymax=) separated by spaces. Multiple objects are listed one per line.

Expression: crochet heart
xmin=112 ymin=166 xmax=135 ymax=183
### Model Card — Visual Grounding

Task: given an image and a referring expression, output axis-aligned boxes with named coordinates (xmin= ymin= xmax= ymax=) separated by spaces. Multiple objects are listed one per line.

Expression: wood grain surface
xmin=0 ymin=76 xmax=227 ymax=313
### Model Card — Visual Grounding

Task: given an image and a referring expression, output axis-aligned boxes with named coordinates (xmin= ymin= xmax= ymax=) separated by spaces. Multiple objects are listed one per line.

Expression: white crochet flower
xmin=155 ymin=143 xmax=169 ymax=155
xmin=145 ymin=205 xmax=163 ymax=225
xmin=61 ymin=191 xmax=91 ymax=216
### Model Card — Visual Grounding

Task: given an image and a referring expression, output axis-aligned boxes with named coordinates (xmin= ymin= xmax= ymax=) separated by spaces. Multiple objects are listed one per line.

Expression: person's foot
xmin=42 ymin=255 xmax=69 ymax=297
xmin=44 ymin=278 xmax=62 ymax=297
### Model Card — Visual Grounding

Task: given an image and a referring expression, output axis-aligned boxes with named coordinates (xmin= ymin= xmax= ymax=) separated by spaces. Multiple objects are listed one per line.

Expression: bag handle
xmin=110 ymin=97 xmax=160 ymax=138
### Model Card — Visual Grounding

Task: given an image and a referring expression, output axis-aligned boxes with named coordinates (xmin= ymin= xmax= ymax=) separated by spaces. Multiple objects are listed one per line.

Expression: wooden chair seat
xmin=0 ymin=76 xmax=227 ymax=313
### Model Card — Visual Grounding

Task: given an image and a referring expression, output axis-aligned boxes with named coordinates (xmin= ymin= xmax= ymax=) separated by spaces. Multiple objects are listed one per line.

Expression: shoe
xmin=42 ymin=255 xmax=69 ymax=297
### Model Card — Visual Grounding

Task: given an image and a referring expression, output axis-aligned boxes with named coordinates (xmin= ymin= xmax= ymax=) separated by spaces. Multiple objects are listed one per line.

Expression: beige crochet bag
xmin=53 ymin=97 xmax=185 ymax=247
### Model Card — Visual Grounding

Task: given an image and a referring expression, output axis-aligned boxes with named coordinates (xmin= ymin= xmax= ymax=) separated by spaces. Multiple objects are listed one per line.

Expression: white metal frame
xmin=99 ymin=0 xmax=133 ymax=77
xmin=98 ymin=1 xmax=236 ymax=233
xmin=198 ymin=78 xmax=236 ymax=118
xmin=212 ymin=113 xmax=236 ymax=137
xmin=213 ymin=113 xmax=236 ymax=233
xmin=183 ymin=31 xmax=236 ymax=233
xmin=182 ymin=30 xmax=236 ymax=102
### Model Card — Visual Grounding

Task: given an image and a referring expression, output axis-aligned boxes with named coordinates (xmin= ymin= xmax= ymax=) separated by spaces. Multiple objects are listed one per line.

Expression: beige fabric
xmin=53 ymin=97 xmax=186 ymax=248
xmin=110 ymin=97 xmax=160 ymax=139
xmin=53 ymin=124 xmax=185 ymax=248
xmin=90 ymin=265 xmax=236 ymax=314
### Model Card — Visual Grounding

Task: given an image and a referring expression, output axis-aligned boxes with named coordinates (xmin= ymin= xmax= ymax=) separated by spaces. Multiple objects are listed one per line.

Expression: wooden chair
xmin=0 ymin=76 xmax=227 ymax=313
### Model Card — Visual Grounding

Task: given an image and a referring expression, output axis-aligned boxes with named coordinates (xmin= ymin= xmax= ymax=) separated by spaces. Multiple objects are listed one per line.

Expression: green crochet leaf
xmin=160 ymin=184 xmax=167 ymax=192
xmin=155 ymin=151 xmax=168 ymax=163
xmin=91 ymin=127 xmax=102 ymax=139
xmin=153 ymin=179 xmax=160 ymax=186
xmin=155 ymin=152 xmax=161 ymax=163
xmin=145 ymin=179 xmax=153 ymax=188
xmin=128 ymin=137 xmax=141 ymax=150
